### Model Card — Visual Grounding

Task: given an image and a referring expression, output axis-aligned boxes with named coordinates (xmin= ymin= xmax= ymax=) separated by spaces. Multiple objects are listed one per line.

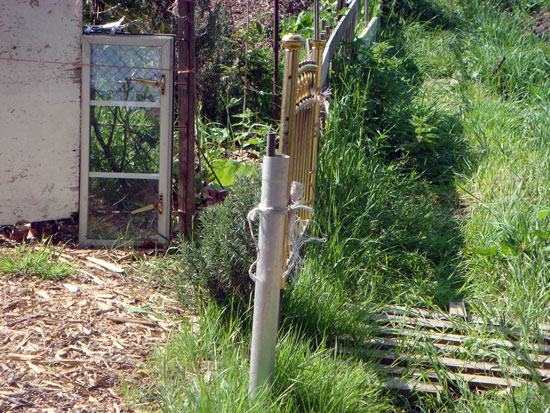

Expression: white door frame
xmin=79 ymin=34 xmax=174 ymax=247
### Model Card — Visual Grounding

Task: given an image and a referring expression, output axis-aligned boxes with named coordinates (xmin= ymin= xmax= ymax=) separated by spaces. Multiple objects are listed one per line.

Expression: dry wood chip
xmin=0 ymin=245 xmax=193 ymax=412
xmin=95 ymin=293 xmax=115 ymax=299
xmin=77 ymin=269 xmax=106 ymax=286
xmin=13 ymin=288 xmax=33 ymax=296
xmin=86 ymin=257 xmax=124 ymax=274
xmin=35 ymin=290 xmax=51 ymax=300
xmin=3 ymin=299 xmax=30 ymax=312
xmin=62 ymin=283 xmax=79 ymax=293
xmin=109 ymin=316 xmax=159 ymax=328
xmin=26 ymin=361 xmax=44 ymax=374
xmin=3 ymin=353 xmax=42 ymax=361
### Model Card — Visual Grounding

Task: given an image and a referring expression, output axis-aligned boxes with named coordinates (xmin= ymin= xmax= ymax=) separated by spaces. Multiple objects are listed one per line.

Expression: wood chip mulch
xmin=0 ymin=247 xmax=192 ymax=412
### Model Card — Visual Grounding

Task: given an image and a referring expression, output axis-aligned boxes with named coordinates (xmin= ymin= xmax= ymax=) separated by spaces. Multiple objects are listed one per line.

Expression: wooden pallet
xmin=347 ymin=302 xmax=550 ymax=395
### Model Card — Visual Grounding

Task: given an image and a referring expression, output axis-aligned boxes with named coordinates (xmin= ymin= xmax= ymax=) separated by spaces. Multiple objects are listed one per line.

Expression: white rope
xmin=247 ymin=205 xmax=288 ymax=282
xmin=282 ymin=204 xmax=325 ymax=280
xmin=247 ymin=182 xmax=325 ymax=283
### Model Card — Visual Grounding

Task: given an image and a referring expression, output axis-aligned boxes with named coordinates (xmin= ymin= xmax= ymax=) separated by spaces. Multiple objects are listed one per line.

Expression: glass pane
xmin=91 ymin=44 xmax=162 ymax=102
xmin=88 ymin=178 xmax=159 ymax=240
xmin=90 ymin=106 xmax=160 ymax=173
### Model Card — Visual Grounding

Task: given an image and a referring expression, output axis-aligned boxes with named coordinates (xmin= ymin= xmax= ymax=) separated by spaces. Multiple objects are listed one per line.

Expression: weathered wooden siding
xmin=0 ymin=0 xmax=82 ymax=224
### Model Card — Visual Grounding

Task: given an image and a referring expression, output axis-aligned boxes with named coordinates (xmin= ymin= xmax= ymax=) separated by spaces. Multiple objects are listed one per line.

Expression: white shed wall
xmin=0 ymin=0 xmax=82 ymax=224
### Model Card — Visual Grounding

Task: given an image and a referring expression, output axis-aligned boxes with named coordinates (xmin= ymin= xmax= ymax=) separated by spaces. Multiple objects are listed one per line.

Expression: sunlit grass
xmin=0 ymin=242 xmax=73 ymax=280
xmin=142 ymin=0 xmax=550 ymax=410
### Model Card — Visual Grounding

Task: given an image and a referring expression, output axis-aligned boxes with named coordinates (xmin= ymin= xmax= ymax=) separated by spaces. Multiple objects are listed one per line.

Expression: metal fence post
xmin=279 ymin=34 xmax=303 ymax=291
xmin=249 ymin=135 xmax=290 ymax=399
xmin=177 ymin=0 xmax=196 ymax=239
xmin=279 ymin=34 xmax=304 ymax=155
xmin=308 ymin=38 xmax=326 ymax=206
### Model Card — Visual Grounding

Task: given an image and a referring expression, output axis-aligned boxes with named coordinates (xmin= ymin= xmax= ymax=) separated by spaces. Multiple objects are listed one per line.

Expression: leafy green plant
xmin=0 ymin=243 xmax=74 ymax=280
xmin=176 ymin=171 xmax=261 ymax=307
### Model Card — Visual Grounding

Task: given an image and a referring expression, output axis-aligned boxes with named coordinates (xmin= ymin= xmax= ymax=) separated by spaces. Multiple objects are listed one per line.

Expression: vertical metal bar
xmin=298 ymin=111 xmax=304 ymax=188
xmin=188 ymin=2 xmax=196 ymax=236
xmin=314 ymin=0 xmax=320 ymax=41
xmin=243 ymin=0 xmax=249 ymax=113
xmin=178 ymin=0 xmax=196 ymax=239
xmin=249 ymin=153 xmax=289 ymax=399
xmin=273 ymin=0 xmax=280 ymax=121
xmin=267 ymin=131 xmax=276 ymax=158
xmin=309 ymin=39 xmax=325 ymax=211
xmin=279 ymin=34 xmax=304 ymax=155
xmin=279 ymin=34 xmax=303 ymax=290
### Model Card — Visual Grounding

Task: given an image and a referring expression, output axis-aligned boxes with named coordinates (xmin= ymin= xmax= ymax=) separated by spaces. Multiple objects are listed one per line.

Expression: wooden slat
xmin=382 ymin=351 xmax=550 ymax=379
xmin=365 ymin=336 xmax=550 ymax=369
xmin=373 ymin=314 xmax=456 ymax=330
xmin=321 ymin=0 xmax=359 ymax=86
xmin=364 ymin=304 xmax=550 ymax=334
xmin=352 ymin=304 xmax=550 ymax=393
xmin=382 ymin=377 xmax=442 ymax=394
xmin=449 ymin=301 xmax=467 ymax=319
xmin=378 ymin=328 xmax=550 ymax=356
xmin=382 ymin=366 xmax=522 ymax=390
xmin=340 ymin=347 xmax=550 ymax=380
xmin=371 ymin=313 xmax=550 ymax=343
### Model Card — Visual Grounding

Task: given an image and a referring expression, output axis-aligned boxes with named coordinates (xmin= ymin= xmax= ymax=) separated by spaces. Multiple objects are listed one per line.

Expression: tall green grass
xmin=147 ymin=304 xmax=389 ymax=412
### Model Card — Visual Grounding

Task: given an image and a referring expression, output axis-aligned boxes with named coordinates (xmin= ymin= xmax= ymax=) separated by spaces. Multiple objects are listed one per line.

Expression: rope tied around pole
xmin=247 ymin=181 xmax=325 ymax=283
xmin=247 ymin=205 xmax=288 ymax=283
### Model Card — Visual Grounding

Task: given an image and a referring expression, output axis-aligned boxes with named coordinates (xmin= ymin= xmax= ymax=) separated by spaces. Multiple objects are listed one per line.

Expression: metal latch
xmin=130 ymin=195 xmax=163 ymax=215
xmin=129 ymin=75 xmax=165 ymax=95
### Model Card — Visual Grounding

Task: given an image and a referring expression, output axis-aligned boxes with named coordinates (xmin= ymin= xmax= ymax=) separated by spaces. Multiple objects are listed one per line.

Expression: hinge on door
xmin=130 ymin=195 xmax=164 ymax=215
xmin=129 ymin=75 xmax=165 ymax=95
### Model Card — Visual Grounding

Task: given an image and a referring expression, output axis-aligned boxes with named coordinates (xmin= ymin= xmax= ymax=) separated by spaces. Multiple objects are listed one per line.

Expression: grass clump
xmin=0 ymin=242 xmax=73 ymax=280
xmin=148 ymin=304 xmax=388 ymax=412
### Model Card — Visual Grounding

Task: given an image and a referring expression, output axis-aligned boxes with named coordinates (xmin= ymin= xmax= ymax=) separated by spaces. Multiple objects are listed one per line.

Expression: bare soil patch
xmin=0 ymin=247 xmax=190 ymax=412
xmin=530 ymin=8 xmax=550 ymax=37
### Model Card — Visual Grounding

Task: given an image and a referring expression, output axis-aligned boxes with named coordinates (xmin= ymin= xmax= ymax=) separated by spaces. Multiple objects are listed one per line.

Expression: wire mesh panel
xmin=80 ymin=35 xmax=174 ymax=247
xmin=91 ymin=44 xmax=162 ymax=102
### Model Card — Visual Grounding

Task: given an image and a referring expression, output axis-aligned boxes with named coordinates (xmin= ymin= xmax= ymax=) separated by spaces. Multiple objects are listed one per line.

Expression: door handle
xmin=129 ymin=75 xmax=165 ymax=94
xmin=130 ymin=195 xmax=164 ymax=215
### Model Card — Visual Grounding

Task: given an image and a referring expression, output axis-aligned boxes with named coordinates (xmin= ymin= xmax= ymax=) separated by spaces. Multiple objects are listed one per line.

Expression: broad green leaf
xmin=209 ymin=159 xmax=255 ymax=187
xmin=533 ymin=229 xmax=550 ymax=240
xmin=468 ymin=246 xmax=499 ymax=256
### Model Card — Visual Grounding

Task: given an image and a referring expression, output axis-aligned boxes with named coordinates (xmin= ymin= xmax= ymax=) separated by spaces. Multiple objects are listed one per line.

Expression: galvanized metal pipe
xmin=249 ymin=153 xmax=290 ymax=399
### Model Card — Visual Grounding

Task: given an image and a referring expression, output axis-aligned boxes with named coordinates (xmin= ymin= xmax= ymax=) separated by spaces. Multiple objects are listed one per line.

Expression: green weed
xmin=0 ymin=242 xmax=73 ymax=280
